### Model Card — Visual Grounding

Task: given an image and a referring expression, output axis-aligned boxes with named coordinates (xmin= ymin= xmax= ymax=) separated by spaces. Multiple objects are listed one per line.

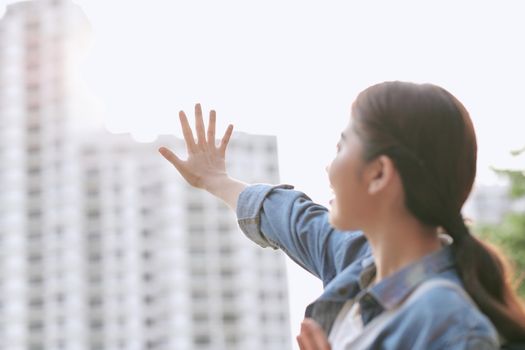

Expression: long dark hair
xmin=352 ymin=81 xmax=525 ymax=341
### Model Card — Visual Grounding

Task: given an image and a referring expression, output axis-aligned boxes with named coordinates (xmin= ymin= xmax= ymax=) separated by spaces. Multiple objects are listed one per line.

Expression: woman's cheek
xmin=328 ymin=156 xmax=343 ymax=187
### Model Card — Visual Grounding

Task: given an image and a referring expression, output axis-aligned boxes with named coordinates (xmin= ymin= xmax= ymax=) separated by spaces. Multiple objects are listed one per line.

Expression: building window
xmin=86 ymin=209 xmax=100 ymax=219
xmin=226 ymin=335 xmax=238 ymax=346
xmin=88 ymin=252 xmax=102 ymax=262
xmin=89 ymin=296 xmax=103 ymax=308
xmin=143 ymin=294 xmax=155 ymax=305
xmin=28 ymin=252 xmax=42 ymax=263
xmin=222 ymin=290 xmax=235 ymax=301
xmin=87 ymin=232 xmax=101 ymax=242
xmin=28 ymin=275 xmax=43 ymax=286
xmin=220 ymin=267 xmax=234 ymax=278
xmin=27 ymin=187 xmax=41 ymax=196
xmin=188 ymin=224 xmax=205 ymax=234
xmin=143 ymin=272 xmax=153 ymax=282
xmin=27 ymin=102 xmax=40 ymax=112
xmin=189 ymin=245 xmax=205 ymax=256
xmin=187 ymin=202 xmax=204 ymax=212
xmin=56 ymin=293 xmax=65 ymax=304
xmin=86 ymin=187 xmax=99 ymax=197
xmin=28 ymin=320 xmax=44 ymax=332
xmin=192 ymin=312 xmax=208 ymax=323
xmin=90 ymin=319 xmax=104 ymax=330
xmin=193 ymin=334 xmax=210 ymax=345
xmin=144 ymin=317 xmax=155 ymax=328
xmin=28 ymin=297 xmax=44 ymax=308
xmin=27 ymin=209 xmax=42 ymax=219
xmin=218 ymin=223 xmax=230 ymax=233
xmin=191 ymin=266 xmax=206 ymax=277
xmin=27 ymin=166 xmax=41 ymax=176
xmin=219 ymin=245 xmax=232 ymax=255
xmin=27 ymin=123 xmax=40 ymax=133
xmin=89 ymin=273 xmax=101 ymax=284
xmin=222 ymin=312 xmax=238 ymax=324
xmin=192 ymin=290 xmax=207 ymax=301
xmin=86 ymin=168 xmax=99 ymax=177
xmin=28 ymin=231 xmax=42 ymax=241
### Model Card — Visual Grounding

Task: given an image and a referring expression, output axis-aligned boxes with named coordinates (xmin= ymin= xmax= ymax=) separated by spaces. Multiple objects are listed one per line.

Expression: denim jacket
xmin=236 ymin=183 xmax=504 ymax=350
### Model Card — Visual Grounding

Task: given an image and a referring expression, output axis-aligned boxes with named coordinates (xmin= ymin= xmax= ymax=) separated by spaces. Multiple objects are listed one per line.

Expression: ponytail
xmin=444 ymin=216 xmax=525 ymax=342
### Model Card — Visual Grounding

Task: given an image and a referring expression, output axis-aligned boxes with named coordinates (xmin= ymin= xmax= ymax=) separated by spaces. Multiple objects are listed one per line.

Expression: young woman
xmin=158 ymin=82 xmax=525 ymax=349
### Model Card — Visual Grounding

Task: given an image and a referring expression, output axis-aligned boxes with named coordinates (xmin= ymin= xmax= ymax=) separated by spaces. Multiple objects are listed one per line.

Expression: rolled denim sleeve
xmin=236 ymin=183 xmax=369 ymax=284
xmin=438 ymin=329 xmax=500 ymax=350
xmin=464 ymin=337 xmax=499 ymax=350
xmin=440 ymin=336 xmax=499 ymax=350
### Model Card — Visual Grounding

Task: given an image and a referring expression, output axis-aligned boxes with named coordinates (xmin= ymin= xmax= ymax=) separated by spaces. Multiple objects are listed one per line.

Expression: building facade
xmin=0 ymin=1 xmax=291 ymax=349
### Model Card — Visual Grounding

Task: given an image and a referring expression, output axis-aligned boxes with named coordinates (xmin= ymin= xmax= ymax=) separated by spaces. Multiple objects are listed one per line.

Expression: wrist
xmin=203 ymin=173 xmax=231 ymax=193
xmin=203 ymin=174 xmax=248 ymax=211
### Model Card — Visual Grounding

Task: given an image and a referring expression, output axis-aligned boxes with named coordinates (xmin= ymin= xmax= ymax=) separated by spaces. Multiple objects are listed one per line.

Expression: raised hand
xmin=158 ymin=103 xmax=234 ymax=191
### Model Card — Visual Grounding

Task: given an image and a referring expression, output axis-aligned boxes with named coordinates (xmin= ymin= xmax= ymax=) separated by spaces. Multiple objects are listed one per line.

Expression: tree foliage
xmin=476 ymin=148 xmax=525 ymax=298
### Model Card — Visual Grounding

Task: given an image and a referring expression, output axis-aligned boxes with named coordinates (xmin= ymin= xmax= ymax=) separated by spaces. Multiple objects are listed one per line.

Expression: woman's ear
xmin=367 ymin=155 xmax=396 ymax=195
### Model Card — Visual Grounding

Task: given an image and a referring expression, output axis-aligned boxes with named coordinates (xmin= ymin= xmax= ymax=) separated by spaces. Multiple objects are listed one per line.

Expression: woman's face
xmin=326 ymin=120 xmax=374 ymax=231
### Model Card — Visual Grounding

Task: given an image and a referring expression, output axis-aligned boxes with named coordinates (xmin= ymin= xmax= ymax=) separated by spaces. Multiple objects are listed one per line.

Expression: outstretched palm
xmin=158 ymin=103 xmax=234 ymax=190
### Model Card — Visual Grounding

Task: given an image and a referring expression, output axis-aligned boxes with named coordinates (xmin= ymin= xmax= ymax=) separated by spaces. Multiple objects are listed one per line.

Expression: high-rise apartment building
xmin=1 ymin=1 xmax=89 ymax=349
xmin=0 ymin=1 xmax=291 ymax=349
xmin=77 ymin=131 xmax=291 ymax=350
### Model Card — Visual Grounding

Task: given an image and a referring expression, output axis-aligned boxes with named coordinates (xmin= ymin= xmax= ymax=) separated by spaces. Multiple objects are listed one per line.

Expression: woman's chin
xmin=329 ymin=210 xmax=357 ymax=232
xmin=328 ymin=211 xmax=343 ymax=230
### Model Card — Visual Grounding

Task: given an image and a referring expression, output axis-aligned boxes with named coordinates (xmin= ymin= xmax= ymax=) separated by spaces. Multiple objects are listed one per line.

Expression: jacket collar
xmin=362 ymin=234 xmax=456 ymax=311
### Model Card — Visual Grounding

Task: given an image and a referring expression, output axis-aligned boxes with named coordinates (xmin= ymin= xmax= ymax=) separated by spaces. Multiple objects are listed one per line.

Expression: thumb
xmin=159 ymin=147 xmax=184 ymax=171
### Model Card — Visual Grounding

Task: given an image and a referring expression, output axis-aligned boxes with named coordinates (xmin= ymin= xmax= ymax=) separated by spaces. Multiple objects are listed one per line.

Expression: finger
xmin=301 ymin=319 xmax=331 ymax=350
xmin=158 ymin=147 xmax=185 ymax=173
xmin=207 ymin=110 xmax=216 ymax=148
xmin=296 ymin=335 xmax=310 ymax=350
xmin=194 ymin=103 xmax=207 ymax=148
xmin=179 ymin=111 xmax=197 ymax=153
xmin=219 ymin=124 xmax=233 ymax=156
xmin=298 ymin=322 xmax=316 ymax=350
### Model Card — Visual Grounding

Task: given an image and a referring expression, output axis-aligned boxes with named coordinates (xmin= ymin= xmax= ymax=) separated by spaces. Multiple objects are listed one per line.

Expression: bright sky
xmin=2 ymin=0 xmax=525 ymax=347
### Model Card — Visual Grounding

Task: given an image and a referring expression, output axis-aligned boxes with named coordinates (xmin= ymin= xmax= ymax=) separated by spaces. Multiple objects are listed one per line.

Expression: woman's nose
xmin=325 ymin=164 xmax=330 ymax=173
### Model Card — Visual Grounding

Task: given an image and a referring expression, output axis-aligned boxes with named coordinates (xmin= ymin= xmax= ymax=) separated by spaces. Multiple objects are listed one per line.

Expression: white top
xmin=328 ymin=299 xmax=364 ymax=349
xmin=328 ymin=234 xmax=454 ymax=349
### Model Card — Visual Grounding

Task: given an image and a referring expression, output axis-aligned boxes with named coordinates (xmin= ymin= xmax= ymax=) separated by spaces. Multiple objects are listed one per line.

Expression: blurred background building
xmin=0 ymin=0 xmax=89 ymax=349
xmin=464 ymin=184 xmax=525 ymax=225
xmin=463 ymin=184 xmax=513 ymax=225
xmin=0 ymin=1 xmax=292 ymax=349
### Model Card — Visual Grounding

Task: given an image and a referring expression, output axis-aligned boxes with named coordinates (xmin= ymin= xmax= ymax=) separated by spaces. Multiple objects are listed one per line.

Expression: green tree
xmin=476 ymin=147 xmax=525 ymax=298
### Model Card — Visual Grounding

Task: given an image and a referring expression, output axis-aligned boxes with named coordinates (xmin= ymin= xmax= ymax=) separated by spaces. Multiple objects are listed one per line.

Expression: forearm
xmin=236 ymin=184 xmax=363 ymax=283
xmin=204 ymin=175 xmax=248 ymax=211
